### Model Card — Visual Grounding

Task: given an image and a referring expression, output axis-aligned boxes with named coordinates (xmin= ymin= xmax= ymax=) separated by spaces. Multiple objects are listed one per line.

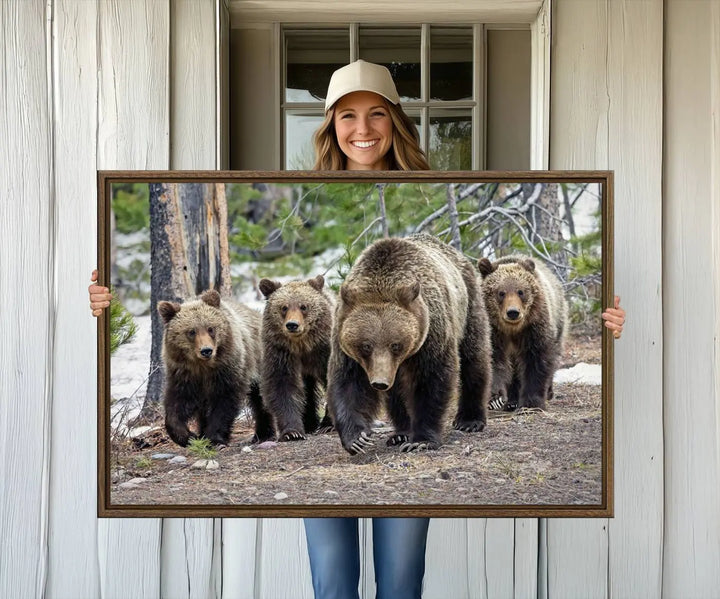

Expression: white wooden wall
xmin=1 ymin=0 xmax=719 ymax=597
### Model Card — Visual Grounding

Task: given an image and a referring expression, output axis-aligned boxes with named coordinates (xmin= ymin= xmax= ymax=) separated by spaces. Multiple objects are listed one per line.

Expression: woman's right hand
xmin=89 ymin=269 xmax=112 ymax=317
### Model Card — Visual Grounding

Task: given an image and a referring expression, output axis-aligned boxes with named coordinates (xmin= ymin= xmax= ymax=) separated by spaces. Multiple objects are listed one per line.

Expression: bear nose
xmin=285 ymin=321 xmax=299 ymax=332
xmin=506 ymin=309 xmax=520 ymax=320
xmin=371 ymin=381 xmax=389 ymax=391
xmin=200 ymin=347 xmax=213 ymax=358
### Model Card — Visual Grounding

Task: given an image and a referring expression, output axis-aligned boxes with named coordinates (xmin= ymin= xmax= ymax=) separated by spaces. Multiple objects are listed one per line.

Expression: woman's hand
xmin=601 ymin=295 xmax=625 ymax=339
xmin=89 ymin=269 xmax=112 ymax=317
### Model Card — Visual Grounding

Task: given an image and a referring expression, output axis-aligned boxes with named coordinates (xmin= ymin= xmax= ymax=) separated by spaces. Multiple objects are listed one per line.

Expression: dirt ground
xmin=109 ymin=334 xmax=604 ymax=509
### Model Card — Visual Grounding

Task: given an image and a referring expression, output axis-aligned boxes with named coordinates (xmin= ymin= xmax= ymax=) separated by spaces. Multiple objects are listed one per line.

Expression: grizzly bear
xmin=157 ymin=289 xmax=273 ymax=447
xmin=326 ymin=234 xmax=492 ymax=455
xmin=477 ymin=255 xmax=568 ymax=411
xmin=258 ymin=275 xmax=335 ymax=441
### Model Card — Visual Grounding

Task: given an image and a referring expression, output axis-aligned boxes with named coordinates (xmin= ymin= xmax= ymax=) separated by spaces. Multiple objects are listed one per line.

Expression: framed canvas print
xmin=97 ymin=170 xmax=613 ymax=518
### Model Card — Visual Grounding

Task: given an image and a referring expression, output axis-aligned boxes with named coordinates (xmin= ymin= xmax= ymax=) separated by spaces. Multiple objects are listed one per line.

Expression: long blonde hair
xmin=312 ymin=100 xmax=430 ymax=171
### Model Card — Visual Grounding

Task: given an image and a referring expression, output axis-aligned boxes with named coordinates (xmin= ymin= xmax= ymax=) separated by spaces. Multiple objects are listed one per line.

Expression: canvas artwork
xmin=97 ymin=171 xmax=613 ymax=517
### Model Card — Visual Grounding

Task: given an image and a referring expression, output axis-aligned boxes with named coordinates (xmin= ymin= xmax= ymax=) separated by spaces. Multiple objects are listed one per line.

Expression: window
xmin=229 ymin=24 xmax=532 ymax=171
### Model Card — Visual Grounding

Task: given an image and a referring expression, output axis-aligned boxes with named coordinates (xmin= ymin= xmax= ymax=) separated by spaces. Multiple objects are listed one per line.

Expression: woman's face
xmin=333 ymin=91 xmax=394 ymax=170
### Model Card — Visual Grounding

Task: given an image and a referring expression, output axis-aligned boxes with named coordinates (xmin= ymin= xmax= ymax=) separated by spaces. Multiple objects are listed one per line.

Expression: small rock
xmin=128 ymin=426 xmax=153 ymax=439
xmin=206 ymin=460 xmax=219 ymax=470
xmin=192 ymin=459 xmax=208 ymax=469
xmin=219 ymin=488 xmax=228 ymax=494
xmin=438 ymin=471 xmax=451 ymax=480
xmin=118 ymin=482 xmax=140 ymax=490
xmin=151 ymin=453 xmax=176 ymax=460
xmin=417 ymin=474 xmax=432 ymax=479
xmin=462 ymin=445 xmax=472 ymax=456
xmin=255 ymin=441 xmax=277 ymax=450
xmin=127 ymin=477 xmax=147 ymax=484
xmin=168 ymin=456 xmax=187 ymax=465
xmin=242 ymin=446 xmax=253 ymax=453
xmin=324 ymin=490 xmax=339 ymax=495
xmin=274 ymin=492 xmax=288 ymax=500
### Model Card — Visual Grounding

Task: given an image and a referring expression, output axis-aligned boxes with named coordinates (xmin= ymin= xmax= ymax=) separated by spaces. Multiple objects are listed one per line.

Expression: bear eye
xmin=498 ymin=291 xmax=506 ymax=300
xmin=517 ymin=290 xmax=524 ymax=298
xmin=300 ymin=304 xmax=307 ymax=312
xmin=281 ymin=306 xmax=288 ymax=315
xmin=360 ymin=342 xmax=372 ymax=356
xmin=391 ymin=342 xmax=403 ymax=355
xmin=207 ymin=326 xmax=215 ymax=337
xmin=187 ymin=329 xmax=196 ymax=338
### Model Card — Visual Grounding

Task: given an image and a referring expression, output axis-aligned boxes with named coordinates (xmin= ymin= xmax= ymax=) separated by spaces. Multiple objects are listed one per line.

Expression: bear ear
xmin=258 ymin=278 xmax=281 ymax=298
xmin=340 ymin=284 xmax=357 ymax=308
xmin=520 ymin=258 xmax=536 ymax=273
xmin=307 ymin=275 xmax=325 ymax=292
xmin=396 ymin=280 xmax=421 ymax=307
xmin=201 ymin=289 xmax=221 ymax=308
xmin=158 ymin=301 xmax=181 ymax=324
xmin=477 ymin=257 xmax=495 ymax=278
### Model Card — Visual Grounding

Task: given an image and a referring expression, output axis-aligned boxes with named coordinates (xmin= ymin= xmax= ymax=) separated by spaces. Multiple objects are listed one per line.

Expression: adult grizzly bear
xmin=477 ymin=255 xmax=568 ymax=411
xmin=326 ymin=234 xmax=492 ymax=455
xmin=258 ymin=275 xmax=334 ymax=441
xmin=157 ymin=289 xmax=273 ymax=447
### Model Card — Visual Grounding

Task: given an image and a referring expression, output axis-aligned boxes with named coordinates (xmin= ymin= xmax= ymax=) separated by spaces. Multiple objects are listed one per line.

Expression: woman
xmin=88 ymin=60 xmax=626 ymax=599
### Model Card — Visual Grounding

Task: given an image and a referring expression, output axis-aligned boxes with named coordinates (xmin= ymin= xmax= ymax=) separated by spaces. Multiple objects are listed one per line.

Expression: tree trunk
xmin=140 ymin=182 xmax=232 ymax=416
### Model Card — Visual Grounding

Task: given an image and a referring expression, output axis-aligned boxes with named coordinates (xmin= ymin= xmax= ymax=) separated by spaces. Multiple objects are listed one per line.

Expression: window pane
xmin=285 ymin=29 xmax=349 ymax=103
xmin=359 ymin=27 xmax=421 ymax=102
xmin=429 ymin=110 xmax=472 ymax=170
xmin=285 ymin=113 xmax=324 ymax=169
xmin=430 ymin=27 xmax=473 ymax=101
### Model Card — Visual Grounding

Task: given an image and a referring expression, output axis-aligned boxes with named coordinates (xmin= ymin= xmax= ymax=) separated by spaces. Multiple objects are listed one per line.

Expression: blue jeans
xmin=303 ymin=517 xmax=430 ymax=599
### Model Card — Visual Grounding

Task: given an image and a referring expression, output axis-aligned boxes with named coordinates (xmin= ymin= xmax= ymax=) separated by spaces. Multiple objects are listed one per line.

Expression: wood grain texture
xmin=550 ymin=1 xmax=664 ymax=597
xmin=221 ymin=519 xmax=258 ymax=599
xmin=663 ymin=1 xmax=720 ymax=596
xmin=164 ymin=3 xmax=222 ymax=595
xmin=47 ymin=1 xmax=102 ymax=596
xmin=0 ymin=1 xmax=52 ymax=598
xmin=96 ymin=1 xmax=170 ymax=595
xmin=605 ymin=1 xmax=664 ymax=597
xmin=257 ymin=518 xmax=314 ymax=598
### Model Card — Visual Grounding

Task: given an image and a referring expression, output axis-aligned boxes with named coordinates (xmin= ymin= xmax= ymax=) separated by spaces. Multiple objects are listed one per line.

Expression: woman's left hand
xmin=601 ymin=295 xmax=625 ymax=339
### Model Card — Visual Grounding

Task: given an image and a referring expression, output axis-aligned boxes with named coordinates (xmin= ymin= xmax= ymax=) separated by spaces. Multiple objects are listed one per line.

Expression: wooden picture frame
xmin=97 ymin=170 xmax=613 ymax=518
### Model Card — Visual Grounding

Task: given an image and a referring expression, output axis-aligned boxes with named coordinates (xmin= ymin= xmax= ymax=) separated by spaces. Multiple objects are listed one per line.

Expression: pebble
xmin=206 ymin=460 xmax=219 ymax=470
xmin=324 ymin=490 xmax=339 ymax=495
xmin=192 ymin=459 xmax=208 ymax=469
xmin=151 ymin=453 xmax=176 ymax=460
xmin=119 ymin=477 xmax=147 ymax=490
xmin=256 ymin=441 xmax=277 ymax=450
xmin=242 ymin=446 xmax=253 ymax=453
xmin=168 ymin=456 xmax=187 ymax=464
xmin=274 ymin=492 xmax=288 ymax=500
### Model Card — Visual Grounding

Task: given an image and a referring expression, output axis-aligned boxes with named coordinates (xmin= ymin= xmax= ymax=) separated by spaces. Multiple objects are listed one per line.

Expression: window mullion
xmin=473 ymin=23 xmax=485 ymax=171
xmin=421 ymin=23 xmax=430 ymax=155
xmin=350 ymin=23 xmax=359 ymax=61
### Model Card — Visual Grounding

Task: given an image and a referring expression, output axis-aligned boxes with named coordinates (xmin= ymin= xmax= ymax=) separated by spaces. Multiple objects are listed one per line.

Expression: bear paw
xmin=453 ymin=418 xmax=486 ymax=433
xmin=280 ymin=429 xmax=307 ymax=442
xmin=504 ymin=399 xmax=518 ymax=411
xmin=386 ymin=433 xmax=409 ymax=446
xmin=399 ymin=440 xmax=438 ymax=452
xmin=488 ymin=395 xmax=506 ymax=411
xmin=348 ymin=431 xmax=374 ymax=455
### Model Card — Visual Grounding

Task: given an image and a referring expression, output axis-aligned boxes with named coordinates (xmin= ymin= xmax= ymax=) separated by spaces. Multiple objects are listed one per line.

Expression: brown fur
xmin=157 ymin=289 xmax=273 ymax=447
xmin=327 ymin=234 xmax=492 ymax=454
xmin=259 ymin=275 xmax=335 ymax=441
xmin=477 ymin=255 xmax=568 ymax=410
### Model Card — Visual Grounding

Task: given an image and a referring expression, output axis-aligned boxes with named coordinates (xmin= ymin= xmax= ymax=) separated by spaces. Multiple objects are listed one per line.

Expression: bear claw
xmin=280 ymin=430 xmax=307 ymax=442
xmin=399 ymin=441 xmax=437 ymax=452
xmin=349 ymin=431 xmax=374 ymax=454
xmin=387 ymin=434 xmax=409 ymax=446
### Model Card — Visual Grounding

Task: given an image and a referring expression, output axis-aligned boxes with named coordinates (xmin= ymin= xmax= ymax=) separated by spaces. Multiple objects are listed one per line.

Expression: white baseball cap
xmin=324 ymin=60 xmax=401 ymax=112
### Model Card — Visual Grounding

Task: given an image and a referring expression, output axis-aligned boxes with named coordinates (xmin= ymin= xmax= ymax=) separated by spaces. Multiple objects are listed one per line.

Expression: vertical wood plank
xmin=424 ymin=519 xmax=471 ymax=599
xmin=161 ymin=2 xmax=222 ymax=598
xmin=221 ymin=520 xmax=258 ymax=599
xmin=605 ymin=1 xmax=664 ymax=597
xmin=547 ymin=3 xmax=610 ymax=595
xmin=96 ymin=1 xmax=170 ymax=595
xmin=257 ymin=518 xmax=314 ymax=599
xmin=47 ymin=0 xmax=102 ymax=596
xmin=550 ymin=1 xmax=664 ymax=598
xmin=663 ymin=2 xmax=720 ymax=596
xmin=0 ymin=1 xmax=52 ymax=597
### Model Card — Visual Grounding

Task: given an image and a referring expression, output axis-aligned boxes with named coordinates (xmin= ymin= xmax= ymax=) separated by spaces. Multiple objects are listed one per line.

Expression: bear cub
xmin=326 ymin=234 xmax=492 ymax=455
xmin=259 ymin=275 xmax=334 ymax=441
xmin=157 ymin=289 xmax=273 ymax=447
xmin=477 ymin=255 xmax=568 ymax=411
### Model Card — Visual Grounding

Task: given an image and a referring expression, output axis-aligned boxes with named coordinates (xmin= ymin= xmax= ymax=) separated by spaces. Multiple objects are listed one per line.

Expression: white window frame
xmin=229 ymin=0 xmax=551 ymax=171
